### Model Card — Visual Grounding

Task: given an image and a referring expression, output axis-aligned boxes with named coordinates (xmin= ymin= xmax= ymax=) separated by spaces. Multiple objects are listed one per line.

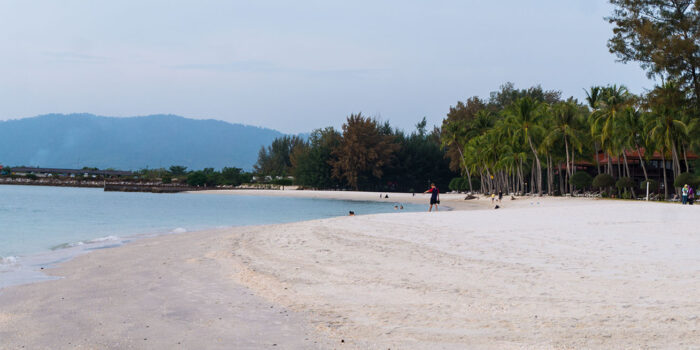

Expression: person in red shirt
xmin=424 ymin=183 xmax=440 ymax=212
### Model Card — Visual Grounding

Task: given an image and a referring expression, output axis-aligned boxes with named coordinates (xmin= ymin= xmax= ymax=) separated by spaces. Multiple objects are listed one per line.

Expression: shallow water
xmin=0 ymin=185 xmax=420 ymax=287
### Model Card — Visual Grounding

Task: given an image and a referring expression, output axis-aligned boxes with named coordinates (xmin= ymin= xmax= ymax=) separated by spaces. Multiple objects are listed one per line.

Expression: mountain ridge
xmin=0 ymin=113 xmax=284 ymax=170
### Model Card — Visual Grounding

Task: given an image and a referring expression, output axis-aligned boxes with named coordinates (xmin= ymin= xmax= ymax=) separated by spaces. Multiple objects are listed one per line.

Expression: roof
xmin=593 ymin=149 xmax=698 ymax=164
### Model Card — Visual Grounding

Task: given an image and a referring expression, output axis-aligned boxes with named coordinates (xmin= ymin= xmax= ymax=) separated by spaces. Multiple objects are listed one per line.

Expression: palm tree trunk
xmin=456 ymin=146 xmax=474 ymax=193
xmin=661 ymin=150 xmax=669 ymax=200
xmin=636 ymin=146 xmax=648 ymax=181
xmin=570 ymin=151 xmax=576 ymax=194
xmin=683 ymin=144 xmax=689 ymax=172
xmin=622 ymin=152 xmax=631 ymax=178
xmin=465 ymin=167 xmax=473 ymax=193
xmin=594 ymin=143 xmax=601 ymax=174
xmin=671 ymin=143 xmax=681 ymax=178
xmin=527 ymin=137 xmax=542 ymax=196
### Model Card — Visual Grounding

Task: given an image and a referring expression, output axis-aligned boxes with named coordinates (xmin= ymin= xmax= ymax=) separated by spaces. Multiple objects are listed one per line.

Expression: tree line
xmin=254 ymin=115 xmax=456 ymax=192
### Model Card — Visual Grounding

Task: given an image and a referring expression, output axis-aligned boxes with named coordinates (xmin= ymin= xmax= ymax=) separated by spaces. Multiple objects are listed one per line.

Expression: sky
xmin=0 ymin=0 xmax=653 ymax=134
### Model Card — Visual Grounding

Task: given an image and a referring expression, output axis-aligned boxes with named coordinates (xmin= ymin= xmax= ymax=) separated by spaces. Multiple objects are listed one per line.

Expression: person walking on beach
xmin=689 ymin=186 xmax=695 ymax=205
xmin=682 ymin=184 xmax=689 ymax=205
xmin=424 ymin=183 xmax=440 ymax=212
xmin=498 ymin=191 xmax=503 ymax=203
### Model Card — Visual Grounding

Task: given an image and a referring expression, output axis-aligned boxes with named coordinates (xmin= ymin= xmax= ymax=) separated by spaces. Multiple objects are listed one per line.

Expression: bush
xmin=570 ymin=172 xmax=593 ymax=190
xmin=640 ymin=179 xmax=659 ymax=192
xmin=673 ymin=172 xmax=700 ymax=188
xmin=187 ymin=171 xmax=208 ymax=186
xmin=272 ymin=178 xmax=293 ymax=186
xmin=161 ymin=173 xmax=172 ymax=184
xmin=592 ymin=173 xmax=616 ymax=189
xmin=449 ymin=177 xmax=462 ymax=192
xmin=615 ymin=177 xmax=635 ymax=190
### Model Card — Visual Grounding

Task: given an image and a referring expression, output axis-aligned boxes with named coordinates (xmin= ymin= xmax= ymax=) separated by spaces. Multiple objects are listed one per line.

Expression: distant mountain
xmin=0 ymin=114 xmax=285 ymax=170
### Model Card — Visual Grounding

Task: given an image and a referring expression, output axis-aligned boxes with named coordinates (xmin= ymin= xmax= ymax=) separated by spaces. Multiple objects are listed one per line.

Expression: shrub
xmin=449 ymin=177 xmax=463 ymax=192
xmin=615 ymin=177 xmax=635 ymax=190
xmin=640 ymin=179 xmax=659 ymax=192
xmin=272 ymin=178 xmax=293 ymax=186
xmin=592 ymin=173 xmax=615 ymax=189
xmin=570 ymin=172 xmax=593 ymax=190
xmin=161 ymin=173 xmax=172 ymax=184
xmin=187 ymin=171 xmax=208 ymax=186
xmin=673 ymin=172 xmax=700 ymax=188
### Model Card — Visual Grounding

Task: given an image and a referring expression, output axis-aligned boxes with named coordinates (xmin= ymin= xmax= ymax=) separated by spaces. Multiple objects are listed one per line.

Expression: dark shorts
xmin=430 ymin=198 xmax=439 ymax=205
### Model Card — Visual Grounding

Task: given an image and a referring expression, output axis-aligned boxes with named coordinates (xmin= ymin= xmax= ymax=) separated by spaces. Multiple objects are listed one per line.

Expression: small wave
xmin=171 ymin=227 xmax=187 ymax=234
xmin=0 ymin=256 xmax=18 ymax=265
xmin=51 ymin=236 xmax=121 ymax=250
xmin=51 ymin=242 xmax=83 ymax=250
xmin=87 ymin=235 xmax=120 ymax=243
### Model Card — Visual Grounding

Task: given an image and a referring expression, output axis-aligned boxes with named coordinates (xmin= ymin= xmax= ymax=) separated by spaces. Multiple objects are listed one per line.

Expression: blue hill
xmin=0 ymin=114 xmax=284 ymax=170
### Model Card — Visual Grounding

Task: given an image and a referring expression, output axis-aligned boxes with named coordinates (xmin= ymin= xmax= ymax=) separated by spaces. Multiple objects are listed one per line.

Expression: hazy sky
xmin=0 ymin=0 xmax=652 ymax=134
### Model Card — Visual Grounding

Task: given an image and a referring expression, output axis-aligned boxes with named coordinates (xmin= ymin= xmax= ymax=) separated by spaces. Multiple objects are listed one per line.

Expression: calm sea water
xmin=0 ymin=185 xmax=420 ymax=287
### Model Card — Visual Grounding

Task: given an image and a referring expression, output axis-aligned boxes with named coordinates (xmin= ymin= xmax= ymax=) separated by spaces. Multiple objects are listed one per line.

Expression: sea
xmin=0 ymin=185 xmax=420 ymax=288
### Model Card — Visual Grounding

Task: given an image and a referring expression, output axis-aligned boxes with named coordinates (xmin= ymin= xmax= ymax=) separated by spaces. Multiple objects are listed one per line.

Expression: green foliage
xmin=449 ymin=178 xmax=463 ymax=192
xmin=161 ymin=173 xmax=172 ymax=184
xmin=254 ymin=135 xmax=305 ymax=177
xmin=448 ymin=177 xmax=479 ymax=192
xmin=592 ymin=173 xmax=616 ymax=189
xmin=220 ymin=167 xmax=246 ymax=186
xmin=272 ymin=178 xmax=293 ymax=186
xmin=169 ymin=165 xmax=188 ymax=176
xmin=615 ymin=176 xmax=635 ymax=190
xmin=25 ymin=173 xmax=38 ymax=180
xmin=186 ymin=171 xmax=208 ymax=187
xmin=640 ymin=179 xmax=659 ymax=192
xmin=673 ymin=172 xmax=700 ymax=189
xmin=291 ymin=127 xmax=342 ymax=189
xmin=608 ymin=0 xmax=700 ymax=104
xmin=570 ymin=172 xmax=593 ymax=190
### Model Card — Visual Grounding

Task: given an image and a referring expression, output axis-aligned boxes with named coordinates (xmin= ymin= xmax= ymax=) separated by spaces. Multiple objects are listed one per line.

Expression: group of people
xmin=681 ymin=184 xmax=695 ymax=205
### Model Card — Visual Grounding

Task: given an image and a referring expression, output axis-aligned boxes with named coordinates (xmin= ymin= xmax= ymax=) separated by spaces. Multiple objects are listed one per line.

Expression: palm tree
xmin=585 ymin=86 xmax=603 ymax=174
xmin=504 ymin=97 xmax=545 ymax=195
xmin=546 ymin=100 xmax=585 ymax=193
xmin=619 ymin=107 xmax=649 ymax=181
xmin=647 ymin=81 xmax=689 ymax=198
xmin=591 ymin=85 xmax=631 ymax=176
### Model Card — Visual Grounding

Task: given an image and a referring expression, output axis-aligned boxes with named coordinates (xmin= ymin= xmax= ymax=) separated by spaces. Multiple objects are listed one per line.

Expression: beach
xmin=1 ymin=192 xmax=699 ymax=349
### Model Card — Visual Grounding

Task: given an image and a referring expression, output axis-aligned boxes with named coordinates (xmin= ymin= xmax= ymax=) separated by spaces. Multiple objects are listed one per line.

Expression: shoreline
xmin=190 ymin=188 xmax=496 ymax=211
xmin=0 ymin=190 xmax=438 ymax=289
xmin=2 ymin=197 xmax=698 ymax=348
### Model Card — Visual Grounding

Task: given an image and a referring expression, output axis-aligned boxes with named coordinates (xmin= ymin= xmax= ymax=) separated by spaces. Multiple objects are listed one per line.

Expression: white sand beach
xmin=1 ymin=193 xmax=699 ymax=349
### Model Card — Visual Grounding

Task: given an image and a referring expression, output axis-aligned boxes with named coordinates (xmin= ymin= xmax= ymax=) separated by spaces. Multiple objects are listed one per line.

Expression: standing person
xmin=424 ymin=183 xmax=440 ymax=212
xmin=682 ymin=184 xmax=689 ymax=205
xmin=689 ymin=186 xmax=695 ymax=205
xmin=498 ymin=191 xmax=503 ymax=203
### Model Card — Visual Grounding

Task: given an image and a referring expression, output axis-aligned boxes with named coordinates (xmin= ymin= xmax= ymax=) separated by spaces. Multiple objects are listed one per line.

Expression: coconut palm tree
xmin=503 ymin=97 xmax=546 ymax=195
xmin=592 ymin=85 xmax=632 ymax=176
xmin=617 ymin=106 xmax=650 ymax=181
xmin=546 ymin=100 xmax=585 ymax=193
